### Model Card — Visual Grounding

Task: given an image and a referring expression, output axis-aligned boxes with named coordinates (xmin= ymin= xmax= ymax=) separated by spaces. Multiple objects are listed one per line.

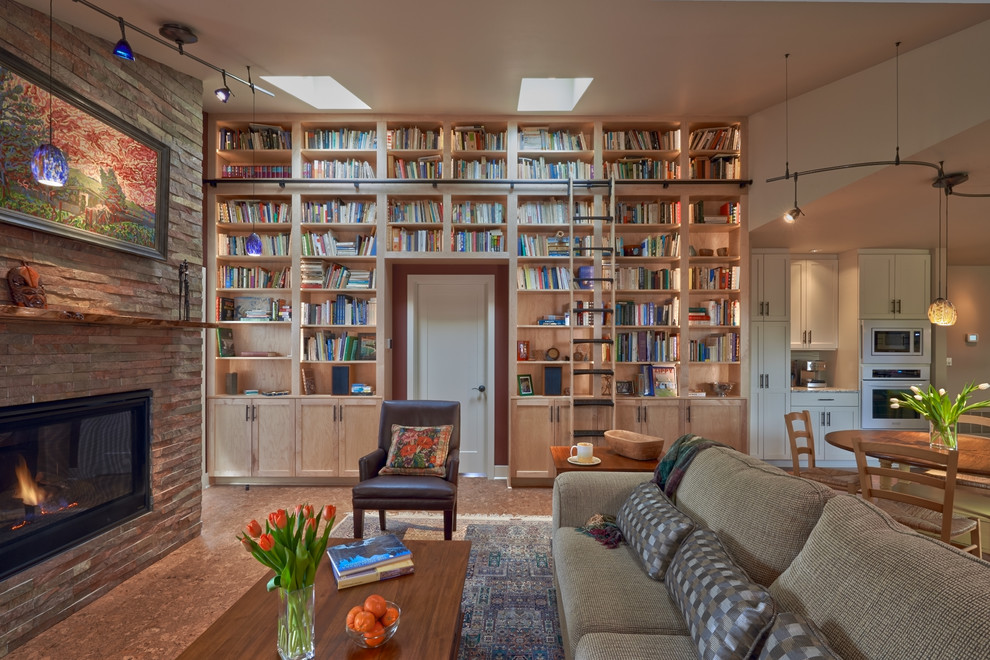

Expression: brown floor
xmin=7 ymin=478 xmax=552 ymax=660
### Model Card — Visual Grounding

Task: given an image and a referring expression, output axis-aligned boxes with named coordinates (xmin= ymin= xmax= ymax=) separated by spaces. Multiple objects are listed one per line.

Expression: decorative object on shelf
xmin=928 ymin=181 xmax=957 ymax=326
xmin=601 ymin=375 xmax=613 ymax=396
xmin=301 ymin=368 xmax=316 ymax=395
xmin=544 ymin=347 xmax=559 ymax=361
xmin=605 ymin=429 xmax=665 ymax=461
xmin=31 ymin=0 xmax=68 ymax=188
xmin=0 ymin=46 xmax=170 ymax=260
xmin=237 ymin=504 xmax=336 ymax=660
xmin=890 ymin=381 xmax=990 ymax=450
xmin=709 ymin=382 xmax=734 ymax=397
xmin=616 ymin=380 xmax=633 ymax=395
xmin=6 ymin=262 xmax=47 ymax=308
xmin=517 ymin=340 xmax=530 ymax=361
xmin=572 ymin=350 xmax=585 ymax=362
xmin=518 ymin=374 xmax=534 ymax=396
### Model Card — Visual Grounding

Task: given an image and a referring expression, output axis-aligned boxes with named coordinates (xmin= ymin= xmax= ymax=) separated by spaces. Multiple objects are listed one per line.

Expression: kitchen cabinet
xmin=510 ymin=398 xmax=571 ymax=481
xmin=749 ymin=322 xmax=791 ymax=460
xmin=684 ymin=398 xmax=747 ymax=452
xmin=209 ymin=397 xmax=295 ymax=477
xmin=615 ymin=398 xmax=682 ymax=441
xmin=791 ymin=258 xmax=838 ymax=349
xmin=790 ymin=391 xmax=859 ymax=463
xmin=296 ymin=397 xmax=382 ymax=478
xmin=751 ymin=251 xmax=790 ymax=322
xmin=859 ymin=251 xmax=930 ymax=319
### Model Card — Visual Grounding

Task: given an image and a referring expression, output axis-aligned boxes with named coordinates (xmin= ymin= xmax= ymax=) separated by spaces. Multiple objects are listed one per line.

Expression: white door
xmin=407 ymin=275 xmax=494 ymax=476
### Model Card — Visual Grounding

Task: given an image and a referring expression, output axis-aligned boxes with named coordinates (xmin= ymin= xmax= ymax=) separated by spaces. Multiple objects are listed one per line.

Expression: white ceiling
xmin=15 ymin=0 xmax=990 ymax=263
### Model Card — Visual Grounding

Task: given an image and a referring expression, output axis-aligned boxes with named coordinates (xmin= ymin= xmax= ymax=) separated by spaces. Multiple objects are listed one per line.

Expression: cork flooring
xmin=6 ymin=478 xmax=552 ymax=660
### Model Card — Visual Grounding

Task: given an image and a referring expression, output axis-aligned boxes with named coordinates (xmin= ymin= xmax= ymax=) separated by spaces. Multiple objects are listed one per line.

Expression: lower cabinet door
xmin=338 ymin=397 xmax=383 ymax=479
xmin=510 ymin=398 xmax=557 ymax=480
xmin=685 ymin=399 xmax=747 ymax=453
xmin=253 ymin=399 xmax=296 ymax=477
xmin=296 ymin=399 xmax=339 ymax=477
xmin=209 ymin=399 xmax=253 ymax=477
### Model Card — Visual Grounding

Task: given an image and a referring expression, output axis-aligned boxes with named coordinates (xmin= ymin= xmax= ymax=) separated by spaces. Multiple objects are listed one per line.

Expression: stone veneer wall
xmin=0 ymin=1 xmax=205 ymax=654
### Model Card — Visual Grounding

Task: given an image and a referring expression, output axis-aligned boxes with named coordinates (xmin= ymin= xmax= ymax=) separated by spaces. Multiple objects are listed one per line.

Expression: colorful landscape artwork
xmin=0 ymin=48 xmax=169 ymax=259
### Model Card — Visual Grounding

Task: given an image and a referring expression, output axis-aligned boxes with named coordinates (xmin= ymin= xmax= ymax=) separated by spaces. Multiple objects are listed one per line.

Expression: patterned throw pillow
xmin=757 ymin=612 xmax=842 ymax=660
xmin=665 ymin=528 xmax=776 ymax=660
xmin=615 ymin=481 xmax=695 ymax=580
xmin=378 ymin=424 xmax=452 ymax=477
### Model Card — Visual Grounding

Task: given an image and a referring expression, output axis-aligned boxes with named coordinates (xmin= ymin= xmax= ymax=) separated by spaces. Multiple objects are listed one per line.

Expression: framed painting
xmin=0 ymin=47 xmax=169 ymax=260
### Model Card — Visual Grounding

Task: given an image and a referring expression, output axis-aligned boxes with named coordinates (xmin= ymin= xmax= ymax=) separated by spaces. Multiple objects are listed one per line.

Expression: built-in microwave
xmin=861 ymin=320 xmax=931 ymax=364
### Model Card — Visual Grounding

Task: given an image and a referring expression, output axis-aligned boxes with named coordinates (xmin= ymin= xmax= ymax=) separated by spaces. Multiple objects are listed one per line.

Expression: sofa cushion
xmin=378 ymin=424 xmax=452 ymax=476
xmin=666 ymin=528 xmax=776 ymax=660
xmin=552 ymin=527 xmax=688 ymax=659
xmin=616 ymin=481 xmax=695 ymax=580
xmin=769 ymin=495 xmax=990 ymax=660
xmin=575 ymin=632 xmax=699 ymax=660
xmin=757 ymin=613 xmax=842 ymax=660
xmin=675 ymin=446 xmax=834 ymax=586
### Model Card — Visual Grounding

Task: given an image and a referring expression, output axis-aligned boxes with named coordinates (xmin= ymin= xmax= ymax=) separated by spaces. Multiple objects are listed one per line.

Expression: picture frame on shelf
xmin=518 ymin=375 xmax=534 ymax=396
xmin=0 ymin=48 xmax=170 ymax=261
xmin=517 ymin=340 xmax=530 ymax=361
xmin=216 ymin=328 xmax=235 ymax=358
xmin=616 ymin=380 xmax=633 ymax=395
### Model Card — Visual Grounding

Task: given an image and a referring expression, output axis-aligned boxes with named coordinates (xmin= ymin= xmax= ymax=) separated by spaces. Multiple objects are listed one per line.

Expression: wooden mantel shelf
xmin=0 ymin=304 xmax=216 ymax=329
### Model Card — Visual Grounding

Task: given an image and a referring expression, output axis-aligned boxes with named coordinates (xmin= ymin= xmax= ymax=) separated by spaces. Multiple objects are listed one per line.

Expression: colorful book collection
xmin=302 ymin=199 xmax=377 ymax=224
xmin=216 ymin=296 xmax=290 ymax=322
xmin=452 ymin=201 xmax=504 ymax=225
xmin=614 ymin=266 xmax=680 ymax=291
xmin=220 ymin=165 xmax=292 ymax=179
xmin=304 ymin=128 xmax=376 ymax=150
xmin=217 ymin=200 xmax=290 ymax=224
xmin=615 ymin=299 xmax=678 ymax=326
xmin=572 ymin=299 xmax=610 ymax=326
xmin=218 ymin=232 xmax=290 ymax=257
xmin=516 ymin=266 xmax=573 ymax=291
xmin=304 ymin=331 xmax=375 ymax=362
xmin=604 ymin=158 xmax=680 ymax=180
xmin=615 ymin=330 xmax=679 ymax=363
xmin=616 ymin=201 xmax=680 ymax=225
xmin=217 ymin=266 xmax=289 ymax=289
xmin=688 ymin=266 xmax=741 ymax=291
xmin=688 ymin=332 xmax=740 ymax=363
xmin=389 ymin=227 xmax=442 ymax=252
xmin=301 ymin=295 xmax=376 ymax=326
xmin=517 ymin=200 xmax=592 ymax=225
xmin=614 ymin=233 xmax=680 ymax=258
xmin=327 ymin=534 xmax=413 ymax=590
xmin=218 ymin=123 xmax=292 ymax=150
xmin=517 ymin=157 xmax=593 ymax=180
xmin=517 ymin=233 xmax=587 ymax=258
xmin=689 ymin=155 xmax=740 ymax=180
xmin=387 ymin=127 xmax=441 ymax=150
xmin=389 ymin=156 xmax=443 ymax=179
xmin=301 ymin=262 xmax=376 ymax=290
xmin=453 ymin=158 xmax=506 ymax=179
xmin=388 ymin=200 xmax=442 ymax=224
xmin=688 ymin=126 xmax=740 ymax=152
xmin=603 ymin=129 xmax=680 ymax=151
xmin=453 ymin=229 xmax=504 ymax=253
xmin=301 ymin=230 xmax=376 ymax=257
xmin=452 ymin=126 xmax=505 ymax=151
xmin=687 ymin=299 xmax=740 ymax=326
xmin=518 ymin=127 xmax=589 ymax=151
xmin=692 ymin=201 xmax=741 ymax=224
xmin=302 ymin=159 xmax=376 ymax=179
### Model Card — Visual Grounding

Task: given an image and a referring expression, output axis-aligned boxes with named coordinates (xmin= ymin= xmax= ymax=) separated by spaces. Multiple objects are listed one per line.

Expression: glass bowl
xmin=344 ymin=601 xmax=400 ymax=649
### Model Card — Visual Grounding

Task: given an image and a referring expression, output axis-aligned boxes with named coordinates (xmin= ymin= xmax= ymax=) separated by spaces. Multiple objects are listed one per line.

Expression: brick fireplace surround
xmin=0 ymin=1 xmax=205 ymax=654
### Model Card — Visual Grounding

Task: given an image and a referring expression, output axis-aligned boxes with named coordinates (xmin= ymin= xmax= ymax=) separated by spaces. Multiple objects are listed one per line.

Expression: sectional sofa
xmin=551 ymin=445 xmax=990 ymax=660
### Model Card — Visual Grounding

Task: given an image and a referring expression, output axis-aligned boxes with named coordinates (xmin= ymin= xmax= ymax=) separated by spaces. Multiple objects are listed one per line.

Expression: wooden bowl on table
xmin=604 ymin=430 xmax=665 ymax=461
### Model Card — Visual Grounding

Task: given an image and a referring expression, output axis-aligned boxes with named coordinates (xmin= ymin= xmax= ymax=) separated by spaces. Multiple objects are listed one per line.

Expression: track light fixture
xmin=783 ymin=175 xmax=803 ymax=223
xmin=215 ymin=70 xmax=233 ymax=103
xmin=112 ymin=17 xmax=134 ymax=61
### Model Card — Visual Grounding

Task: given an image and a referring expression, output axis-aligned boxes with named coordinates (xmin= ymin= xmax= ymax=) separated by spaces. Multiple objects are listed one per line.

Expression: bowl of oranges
xmin=344 ymin=594 xmax=401 ymax=648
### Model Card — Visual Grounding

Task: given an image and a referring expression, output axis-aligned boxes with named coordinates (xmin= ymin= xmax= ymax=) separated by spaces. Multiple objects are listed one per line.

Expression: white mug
xmin=570 ymin=442 xmax=594 ymax=463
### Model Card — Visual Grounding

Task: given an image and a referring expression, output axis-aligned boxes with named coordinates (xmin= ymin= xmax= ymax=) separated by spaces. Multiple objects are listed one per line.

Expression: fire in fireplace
xmin=0 ymin=390 xmax=152 ymax=581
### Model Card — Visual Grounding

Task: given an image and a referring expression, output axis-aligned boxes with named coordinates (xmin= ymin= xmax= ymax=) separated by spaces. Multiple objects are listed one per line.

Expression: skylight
xmin=517 ymin=78 xmax=592 ymax=112
xmin=260 ymin=76 xmax=370 ymax=110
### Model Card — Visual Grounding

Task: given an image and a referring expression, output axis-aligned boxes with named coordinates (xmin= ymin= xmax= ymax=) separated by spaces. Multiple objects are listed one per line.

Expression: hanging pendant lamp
xmin=928 ymin=182 xmax=956 ymax=326
xmin=33 ymin=0 xmax=68 ymax=187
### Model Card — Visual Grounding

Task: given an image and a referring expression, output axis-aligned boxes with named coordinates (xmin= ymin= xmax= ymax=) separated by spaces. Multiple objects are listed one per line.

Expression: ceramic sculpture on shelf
xmin=6 ymin=261 xmax=47 ymax=308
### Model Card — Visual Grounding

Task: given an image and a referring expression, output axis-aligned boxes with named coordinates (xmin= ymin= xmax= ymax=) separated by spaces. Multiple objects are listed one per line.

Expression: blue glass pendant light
xmin=33 ymin=0 xmax=68 ymax=188
xmin=245 ymin=231 xmax=263 ymax=256
xmin=113 ymin=18 xmax=135 ymax=61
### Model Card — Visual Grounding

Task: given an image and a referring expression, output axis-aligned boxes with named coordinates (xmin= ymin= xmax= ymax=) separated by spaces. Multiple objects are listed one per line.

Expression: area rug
xmin=330 ymin=513 xmax=564 ymax=660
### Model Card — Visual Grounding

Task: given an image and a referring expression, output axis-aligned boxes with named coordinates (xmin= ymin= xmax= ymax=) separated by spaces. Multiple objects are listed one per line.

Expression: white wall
xmin=943 ymin=266 xmax=990 ymax=395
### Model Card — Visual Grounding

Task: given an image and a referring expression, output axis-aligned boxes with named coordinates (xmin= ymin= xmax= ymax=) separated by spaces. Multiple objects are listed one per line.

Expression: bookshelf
xmin=205 ymin=115 xmax=749 ymax=485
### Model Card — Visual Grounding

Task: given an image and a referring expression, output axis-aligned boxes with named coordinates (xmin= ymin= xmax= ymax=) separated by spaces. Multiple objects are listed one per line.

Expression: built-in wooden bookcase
xmin=451 ymin=123 xmax=507 ymax=180
xmin=602 ymin=121 xmax=681 ymax=181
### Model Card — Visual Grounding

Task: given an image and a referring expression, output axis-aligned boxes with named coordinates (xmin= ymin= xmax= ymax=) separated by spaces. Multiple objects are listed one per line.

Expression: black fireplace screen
xmin=0 ymin=390 xmax=152 ymax=580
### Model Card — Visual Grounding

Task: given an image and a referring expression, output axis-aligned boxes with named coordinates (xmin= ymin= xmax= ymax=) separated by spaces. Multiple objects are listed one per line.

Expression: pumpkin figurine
xmin=6 ymin=261 xmax=47 ymax=308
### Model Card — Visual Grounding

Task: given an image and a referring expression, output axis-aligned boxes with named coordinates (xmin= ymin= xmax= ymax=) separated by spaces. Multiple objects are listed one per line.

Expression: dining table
xmin=824 ymin=429 xmax=990 ymax=490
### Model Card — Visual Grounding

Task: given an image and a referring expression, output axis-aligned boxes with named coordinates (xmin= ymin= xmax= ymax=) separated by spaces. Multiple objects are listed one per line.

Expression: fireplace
xmin=0 ymin=390 xmax=152 ymax=581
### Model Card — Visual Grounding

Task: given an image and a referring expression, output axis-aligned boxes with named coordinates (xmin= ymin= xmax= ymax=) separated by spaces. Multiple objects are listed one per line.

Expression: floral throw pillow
xmin=378 ymin=424 xmax=453 ymax=477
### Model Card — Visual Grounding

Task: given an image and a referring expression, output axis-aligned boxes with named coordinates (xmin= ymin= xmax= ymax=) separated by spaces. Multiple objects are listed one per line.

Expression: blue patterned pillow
xmin=665 ymin=528 xmax=776 ymax=660
xmin=615 ymin=481 xmax=695 ymax=580
xmin=758 ymin=613 xmax=842 ymax=660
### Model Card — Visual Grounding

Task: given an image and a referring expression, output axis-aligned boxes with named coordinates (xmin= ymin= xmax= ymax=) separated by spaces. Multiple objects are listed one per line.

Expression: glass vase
xmin=929 ymin=420 xmax=958 ymax=451
xmin=278 ymin=584 xmax=315 ymax=660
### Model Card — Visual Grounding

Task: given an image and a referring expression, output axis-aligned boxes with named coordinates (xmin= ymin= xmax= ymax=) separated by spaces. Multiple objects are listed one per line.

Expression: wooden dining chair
xmin=852 ymin=437 xmax=982 ymax=557
xmin=784 ymin=410 xmax=859 ymax=494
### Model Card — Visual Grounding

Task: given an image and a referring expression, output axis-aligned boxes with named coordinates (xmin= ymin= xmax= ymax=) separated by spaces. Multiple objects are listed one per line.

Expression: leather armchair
xmin=351 ymin=400 xmax=460 ymax=540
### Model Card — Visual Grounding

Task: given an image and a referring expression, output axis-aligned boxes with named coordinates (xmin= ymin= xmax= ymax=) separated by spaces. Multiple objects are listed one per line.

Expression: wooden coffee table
xmin=550 ymin=445 xmax=659 ymax=474
xmin=177 ymin=539 xmax=471 ymax=659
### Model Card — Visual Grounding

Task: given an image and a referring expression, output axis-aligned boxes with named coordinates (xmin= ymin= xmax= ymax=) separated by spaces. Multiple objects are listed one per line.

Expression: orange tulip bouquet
xmin=238 ymin=504 xmax=336 ymax=660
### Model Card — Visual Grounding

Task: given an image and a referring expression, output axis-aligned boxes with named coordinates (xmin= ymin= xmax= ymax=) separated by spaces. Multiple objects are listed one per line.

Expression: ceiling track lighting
xmin=70 ymin=0 xmax=276 ymax=98
xmin=32 ymin=0 xmax=69 ymax=187
xmin=112 ymin=16 xmax=134 ymax=61
xmin=783 ymin=175 xmax=804 ymax=223
xmin=215 ymin=69 xmax=233 ymax=103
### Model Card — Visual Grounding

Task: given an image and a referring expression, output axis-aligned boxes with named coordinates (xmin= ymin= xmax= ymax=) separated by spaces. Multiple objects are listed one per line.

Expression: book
xmin=217 ymin=296 xmax=236 ymax=321
xmin=333 ymin=557 xmax=415 ymax=590
xmin=326 ymin=533 xmax=412 ymax=577
xmin=216 ymin=328 xmax=235 ymax=357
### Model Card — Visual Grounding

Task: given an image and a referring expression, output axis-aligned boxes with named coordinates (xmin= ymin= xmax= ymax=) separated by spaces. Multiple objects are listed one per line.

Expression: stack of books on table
xmin=326 ymin=533 xmax=414 ymax=590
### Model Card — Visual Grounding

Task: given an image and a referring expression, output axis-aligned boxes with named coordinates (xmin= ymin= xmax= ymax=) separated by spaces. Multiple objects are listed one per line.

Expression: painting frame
xmin=0 ymin=47 xmax=170 ymax=261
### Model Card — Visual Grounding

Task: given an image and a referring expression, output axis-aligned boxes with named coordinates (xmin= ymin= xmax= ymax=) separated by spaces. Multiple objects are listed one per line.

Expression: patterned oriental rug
xmin=330 ymin=513 xmax=564 ymax=660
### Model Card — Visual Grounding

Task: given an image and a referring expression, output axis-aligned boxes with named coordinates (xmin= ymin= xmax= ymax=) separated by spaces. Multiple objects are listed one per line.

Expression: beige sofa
xmin=552 ymin=445 xmax=990 ymax=660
